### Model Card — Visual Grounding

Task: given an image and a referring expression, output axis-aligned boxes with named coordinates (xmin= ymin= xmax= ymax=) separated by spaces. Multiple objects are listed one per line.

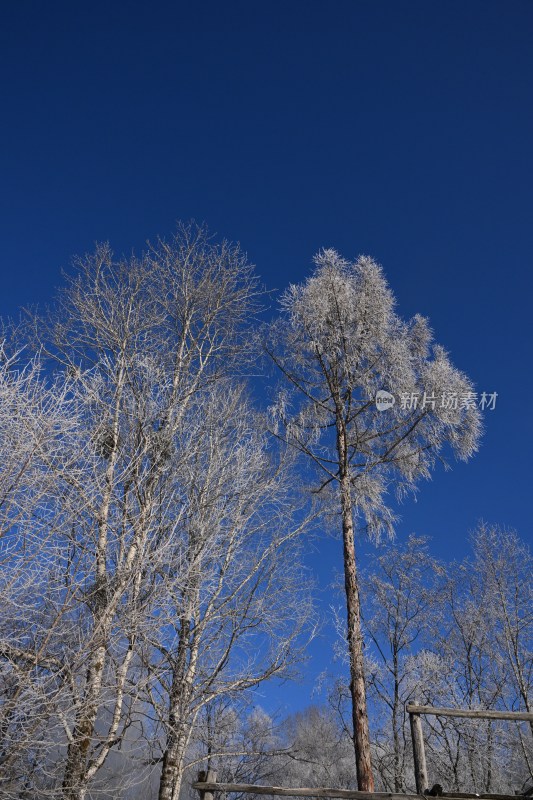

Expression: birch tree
xmin=1 ymin=224 xmax=315 ymax=799
xmin=145 ymin=383 xmax=314 ymax=800
xmin=0 ymin=347 xmax=87 ymax=797
xmin=267 ymin=248 xmax=482 ymax=790
xmin=19 ymin=223 xmax=264 ymax=800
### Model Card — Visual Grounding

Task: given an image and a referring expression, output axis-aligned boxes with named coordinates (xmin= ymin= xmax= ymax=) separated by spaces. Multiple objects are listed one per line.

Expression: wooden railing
xmin=406 ymin=703 xmax=533 ymax=795
xmin=194 ymin=708 xmax=533 ymax=800
xmin=193 ymin=771 xmax=425 ymax=800
xmin=193 ymin=769 xmax=529 ymax=800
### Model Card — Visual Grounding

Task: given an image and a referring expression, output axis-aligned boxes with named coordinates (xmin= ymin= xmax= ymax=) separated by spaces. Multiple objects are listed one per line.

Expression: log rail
xmin=406 ymin=704 xmax=533 ymax=723
xmin=193 ymin=772 xmax=524 ymax=800
xmin=195 ymin=704 xmax=533 ymax=800
xmin=405 ymin=704 xmax=533 ymax=795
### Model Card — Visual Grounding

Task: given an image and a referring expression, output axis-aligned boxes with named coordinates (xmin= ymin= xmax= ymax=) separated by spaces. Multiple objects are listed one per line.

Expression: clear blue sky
xmin=1 ymin=1 xmax=532 ymax=714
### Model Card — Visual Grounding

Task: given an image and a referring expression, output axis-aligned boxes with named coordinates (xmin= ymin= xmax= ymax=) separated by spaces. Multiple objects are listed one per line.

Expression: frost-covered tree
xmin=0 ymin=347 xmax=87 ymax=797
xmin=148 ymin=383 xmax=314 ymax=800
xmin=279 ymin=705 xmax=357 ymax=791
xmin=470 ymin=525 xmax=533 ymax=735
xmin=34 ymin=225 xmax=260 ymax=800
xmin=267 ymin=249 xmax=482 ymax=790
xmin=361 ymin=535 xmax=443 ymax=791
xmin=0 ymin=223 xmax=314 ymax=800
xmin=402 ymin=525 xmax=532 ymax=793
xmin=179 ymin=698 xmax=282 ymax=799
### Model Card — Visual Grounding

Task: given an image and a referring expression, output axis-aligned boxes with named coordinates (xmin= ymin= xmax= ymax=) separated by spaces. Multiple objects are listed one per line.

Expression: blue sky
xmin=1 ymin=1 xmax=532 ymax=714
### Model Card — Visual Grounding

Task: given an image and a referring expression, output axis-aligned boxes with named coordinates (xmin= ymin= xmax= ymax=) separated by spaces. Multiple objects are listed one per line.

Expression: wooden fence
xmin=193 ymin=705 xmax=533 ymax=800
xmin=406 ymin=703 xmax=533 ymax=794
xmin=194 ymin=768 xmax=529 ymax=800
xmin=193 ymin=771 xmax=425 ymax=800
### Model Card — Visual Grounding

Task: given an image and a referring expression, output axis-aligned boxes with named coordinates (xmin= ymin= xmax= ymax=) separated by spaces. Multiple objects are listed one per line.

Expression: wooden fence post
xmin=197 ymin=769 xmax=217 ymax=800
xmin=409 ymin=711 xmax=428 ymax=794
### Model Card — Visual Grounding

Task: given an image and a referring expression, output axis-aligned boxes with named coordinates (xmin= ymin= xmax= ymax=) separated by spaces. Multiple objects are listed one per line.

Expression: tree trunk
xmin=339 ymin=472 xmax=375 ymax=791
xmin=62 ymin=371 xmax=125 ymax=799
xmin=158 ymin=729 xmax=189 ymax=800
xmin=392 ymin=663 xmax=403 ymax=792
xmin=62 ymin=641 xmax=106 ymax=800
xmin=158 ymin=619 xmax=193 ymax=800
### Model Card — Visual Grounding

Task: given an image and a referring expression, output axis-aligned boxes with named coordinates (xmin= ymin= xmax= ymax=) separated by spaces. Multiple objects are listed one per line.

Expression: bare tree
xmin=0 ymin=345 xmax=91 ymax=798
xmin=467 ymin=525 xmax=533 ymax=787
xmin=1 ymin=223 xmax=314 ymax=800
xmin=179 ymin=698 xmax=283 ymax=800
xmin=470 ymin=524 xmax=533 ymax=734
xmin=360 ymin=535 xmax=443 ymax=791
xmin=403 ymin=525 xmax=532 ymax=793
xmin=11 ymin=223 xmax=267 ymax=800
xmin=145 ymin=383 xmax=315 ymax=800
xmin=267 ymin=248 xmax=482 ymax=790
xmin=279 ymin=705 xmax=356 ymax=791
xmin=433 ymin=555 xmax=506 ymax=790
